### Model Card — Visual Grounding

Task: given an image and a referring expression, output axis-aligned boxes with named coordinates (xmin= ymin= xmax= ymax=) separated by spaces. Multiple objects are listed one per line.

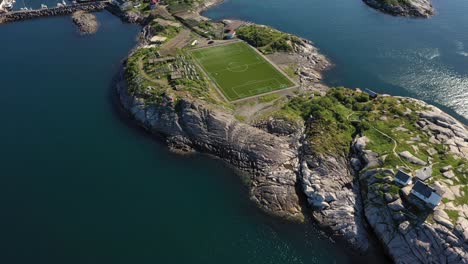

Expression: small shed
xmin=410 ymin=181 xmax=442 ymax=208
xmin=394 ymin=170 xmax=412 ymax=186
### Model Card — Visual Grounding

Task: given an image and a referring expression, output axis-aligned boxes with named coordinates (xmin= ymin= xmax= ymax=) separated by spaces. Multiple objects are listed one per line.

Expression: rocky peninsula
xmin=113 ymin=0 xmax=467 ymax=263
xmin=363 ymin=0 xmax=434 ymax=17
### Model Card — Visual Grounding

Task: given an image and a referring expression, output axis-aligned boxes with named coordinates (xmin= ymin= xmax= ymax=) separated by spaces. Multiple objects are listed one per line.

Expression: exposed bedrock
xmin=299 ymin=142 xmax=370 ymax=251
xmin=72 ymin=11 xmax=99 ymax=34
xmin=116 ymin=72 xmax=304 ymax=221
xmin=363 ymin=0 xmax=434 ymax=18
xmin=354 ymin=102 xmax=468 ymax=263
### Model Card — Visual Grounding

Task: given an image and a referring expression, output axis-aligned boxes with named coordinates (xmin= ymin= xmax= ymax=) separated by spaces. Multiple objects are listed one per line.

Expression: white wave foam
xmin=454 ymin=40 xmax=468 ymax=57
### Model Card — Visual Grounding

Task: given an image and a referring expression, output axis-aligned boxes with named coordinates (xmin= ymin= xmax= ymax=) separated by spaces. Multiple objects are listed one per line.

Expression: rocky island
xmin=363 ymin=0 xmax=435 ymax=17
xmin=72 ymin=11 xmax=99 ymax=34
xmin=110 ymin=0 xmax=468 ymax=262
xmin=0 ymin=0 xmax=465 ymax=262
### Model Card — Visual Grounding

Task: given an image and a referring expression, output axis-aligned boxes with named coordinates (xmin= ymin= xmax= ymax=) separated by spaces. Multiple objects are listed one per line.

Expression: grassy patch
xmin=283 ymin=64 xmax=298 ymax=79
xmin=278 ymin=88 xmax=357 ymax=154
xmin=236 ymin=25 xmax=301 ymax=54
xmin=234 ymin=114 xmax=246 ymax=122
xmin=258 ymin=94 xmax=280 ymax=103
xmin=445 ymin=210 xmax=459 ymax=222
xmin=454 ymin=186 xmax=468 ymax=206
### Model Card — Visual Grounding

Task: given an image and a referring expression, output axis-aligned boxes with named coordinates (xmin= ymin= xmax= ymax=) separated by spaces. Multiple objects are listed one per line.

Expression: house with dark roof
xmin=394 ymin=170 xmax=412 ymax=186
xmin=410 ymin=181 xmax=442 ymax=208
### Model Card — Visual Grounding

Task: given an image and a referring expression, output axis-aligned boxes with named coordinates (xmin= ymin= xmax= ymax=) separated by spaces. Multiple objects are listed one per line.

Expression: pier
xmin=0 ymin=1 xmax=109 ymax=24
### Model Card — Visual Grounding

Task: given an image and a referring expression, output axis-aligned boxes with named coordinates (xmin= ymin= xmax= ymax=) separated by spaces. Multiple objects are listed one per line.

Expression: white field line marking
xmin=212 ymin=61 xmax=265 ymax=74
xmin=229 ymin=78 xmax=278 ymax=91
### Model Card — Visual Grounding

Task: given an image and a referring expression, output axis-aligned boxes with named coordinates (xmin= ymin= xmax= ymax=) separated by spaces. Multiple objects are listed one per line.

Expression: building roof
xmin=412 ymin=181 xmax=437 ymax=199
xmin=395 ymin=170 xmax=411 ymax=183
xmin=150 ymin=36 xmax=168 ymax=43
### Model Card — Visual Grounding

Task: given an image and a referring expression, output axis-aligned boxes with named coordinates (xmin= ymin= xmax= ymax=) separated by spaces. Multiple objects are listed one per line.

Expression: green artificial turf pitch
xmin=190 ymin=42 xmax=295 ymax=101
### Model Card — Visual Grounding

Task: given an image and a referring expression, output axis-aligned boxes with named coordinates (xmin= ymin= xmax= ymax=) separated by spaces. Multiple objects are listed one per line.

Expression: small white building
xmin=394 ymin=170 xmax=412 ymax=186
xmin=411 ymin=181 xmax=442 ymax=208
xmin=150 ymin=36 xmax=167 ymax=44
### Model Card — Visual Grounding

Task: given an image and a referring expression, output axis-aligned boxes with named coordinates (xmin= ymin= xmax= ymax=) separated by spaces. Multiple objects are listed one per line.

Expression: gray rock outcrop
xmin=360 ymin=168 xmax=468 ymax=264
xmin=117 ymin=72 xmax=304 ymax=221
xmin=363 ymin=0 xmax=434 ymax=18
xmin=355 ymin=122 xmax=468 ymax=263
xmin=299 ymin=149 xmax=370 ymax=251
xmin=72 ymin=11 xmax=99 ymax=34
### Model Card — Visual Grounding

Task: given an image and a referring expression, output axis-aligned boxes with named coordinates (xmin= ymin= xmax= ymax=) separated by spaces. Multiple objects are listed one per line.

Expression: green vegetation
xmin=279 ymin=88 xmax=358 ymax=154
xmin=234 ymin=114 xmax=246 ymax=122
xmin=273 ymin=87 xmax=468 ymax=224
xmin=125 ymin=47 xmax=222 ymax=104
xmin=258 ymin=94 xmax=280 ymax=103
xmin=236 ymin=25 xmax=302 ymax=54
xmin=283 ymin=64 xmax=298 ymax=79
xmin=125 ymin=48 xmax=167 ymax=103
xmin=445 ymin=210 xmax=459 ymax=222
xmin=182 ymin=19 xmax=224 ymax=39
xmin=190 ymin=42 xmax=295 ymax=101
xmin=149 ymin=22 xmax=181 ymax=39
xmin=165 ymin=0 xmax=198 ymax=13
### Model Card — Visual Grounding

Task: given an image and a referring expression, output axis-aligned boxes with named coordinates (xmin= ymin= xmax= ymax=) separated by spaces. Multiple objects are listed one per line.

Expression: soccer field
xmin=190 ymin=42 xmax=295 ymax=101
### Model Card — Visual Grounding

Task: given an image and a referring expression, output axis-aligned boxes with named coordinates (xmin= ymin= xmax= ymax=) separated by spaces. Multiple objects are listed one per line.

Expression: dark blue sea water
xmin=0 ymin=9 xmax=361 ymax=264
xmin=205 ymin=0 xmax=468 ymax=124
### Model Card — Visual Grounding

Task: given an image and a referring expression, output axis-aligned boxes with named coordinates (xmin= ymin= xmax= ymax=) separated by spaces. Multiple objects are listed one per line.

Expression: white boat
xmin=41 ymin=4 xmax=47 ymax=9
xmin=62 ymin=0 xmax=67 ymax=5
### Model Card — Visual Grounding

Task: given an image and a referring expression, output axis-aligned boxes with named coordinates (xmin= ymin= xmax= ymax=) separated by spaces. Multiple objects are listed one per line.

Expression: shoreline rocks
xmin=363 ymin=0 xmax=434 ymax=18
xmin=116 ymin=69 xmax=305 ymax=221
xmin=354 ymin=100 xmax=468 ymax=263
xmin=72 ymin=11 xmax=99 ymax=34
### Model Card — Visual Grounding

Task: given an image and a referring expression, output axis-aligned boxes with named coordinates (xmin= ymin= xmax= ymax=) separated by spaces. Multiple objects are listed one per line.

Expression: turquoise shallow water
xmin=0 ymin=10 xmax=365 ymax=264
xmin=205 ymin=0 xmax=468 ymax=124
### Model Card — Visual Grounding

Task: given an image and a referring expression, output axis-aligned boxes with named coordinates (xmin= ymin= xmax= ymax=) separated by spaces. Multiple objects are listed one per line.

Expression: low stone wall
xmin=0 ymin=2 xmax=108 ymax=24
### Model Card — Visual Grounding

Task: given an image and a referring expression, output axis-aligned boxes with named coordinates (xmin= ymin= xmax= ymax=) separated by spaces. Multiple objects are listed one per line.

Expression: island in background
xmin=363 ymin=0 xmax=434 ymax=17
